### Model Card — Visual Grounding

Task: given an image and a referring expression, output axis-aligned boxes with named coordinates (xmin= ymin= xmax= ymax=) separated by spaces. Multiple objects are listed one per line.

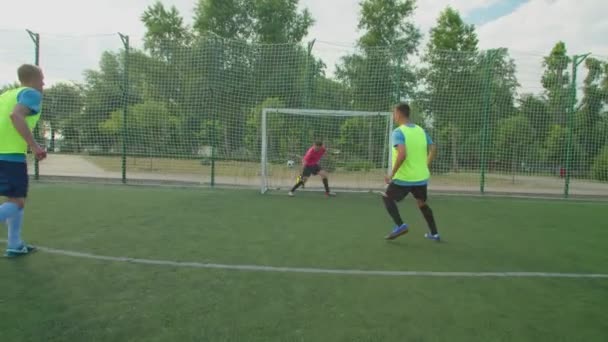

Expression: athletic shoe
xmin=325 ymin=192 xmax=336 ymax=197
xmin=288 ymin=191 xmax=295 ymax=197
xmin=5 ymin=244 xmax=37 ymax=258
xmin=385 ymin=224 xmax=409 ymax=240
xmin=424 ymin=233 xmax=441 ymax=242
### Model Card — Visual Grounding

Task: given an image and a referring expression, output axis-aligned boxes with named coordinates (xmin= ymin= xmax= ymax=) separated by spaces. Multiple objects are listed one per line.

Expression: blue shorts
xmin=0 ymin=161 xmax=29 ymax=198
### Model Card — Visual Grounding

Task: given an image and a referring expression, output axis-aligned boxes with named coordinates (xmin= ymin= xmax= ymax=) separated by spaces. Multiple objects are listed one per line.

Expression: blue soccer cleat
xmin=385 ymin=223 xmax=409 ymax=240
xmin=424 ymin=233 xmax=441 ymax=242
xmin=5 ymin=244 xmax=37 ymax=258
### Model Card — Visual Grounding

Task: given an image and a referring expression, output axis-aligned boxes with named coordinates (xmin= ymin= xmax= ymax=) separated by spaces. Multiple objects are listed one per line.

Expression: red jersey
xmin=302 ymin=146 xmax=326 ymax=166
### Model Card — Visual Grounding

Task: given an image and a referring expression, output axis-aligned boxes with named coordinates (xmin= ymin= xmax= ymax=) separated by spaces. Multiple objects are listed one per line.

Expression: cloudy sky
xmin=0 ymin=0 xmax=607 ymax=93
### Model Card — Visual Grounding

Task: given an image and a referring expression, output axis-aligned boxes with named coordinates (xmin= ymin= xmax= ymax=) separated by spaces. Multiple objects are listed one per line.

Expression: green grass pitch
xmin=1 ymin=184 xmax=607 ymax=341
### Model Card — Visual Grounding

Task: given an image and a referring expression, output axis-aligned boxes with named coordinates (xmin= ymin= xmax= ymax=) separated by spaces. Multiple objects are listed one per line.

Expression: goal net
xmin=260 ymin=108 xmax=393 ymax=194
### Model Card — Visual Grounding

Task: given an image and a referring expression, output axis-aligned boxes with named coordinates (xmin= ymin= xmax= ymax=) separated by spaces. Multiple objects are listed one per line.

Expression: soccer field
xmin=2 ymin=184 xmax=607 ymax=342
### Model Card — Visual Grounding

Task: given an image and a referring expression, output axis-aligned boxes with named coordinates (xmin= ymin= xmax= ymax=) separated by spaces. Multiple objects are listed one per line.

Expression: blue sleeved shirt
xmin=391 ymin=124 xmax=433 ymax=186
xmin=18 ymin=88 xmax=42 ymax=115
xmin=0 ymin=88 xmax=42 ymax=163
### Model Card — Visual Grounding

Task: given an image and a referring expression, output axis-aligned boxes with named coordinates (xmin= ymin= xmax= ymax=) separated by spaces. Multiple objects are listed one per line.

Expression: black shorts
xmin=302 ymin=164 xmax=321 ymax=177
xmin=385 ymin=182 xmax=427 ymax=202
xmin=0 ymin=161 xmax=29 ymax=198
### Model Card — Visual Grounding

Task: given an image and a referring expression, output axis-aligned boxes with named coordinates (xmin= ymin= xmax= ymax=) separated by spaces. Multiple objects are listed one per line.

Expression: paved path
xmin=29 ymin=154 xmax=608 ymax=197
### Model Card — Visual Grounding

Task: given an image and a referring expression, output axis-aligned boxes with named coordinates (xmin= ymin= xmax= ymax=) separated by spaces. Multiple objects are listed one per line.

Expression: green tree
xmin=335 ymin=0 xmax=420 ymax=163
xmin=141 ymin=1 xmax=192 ymax=61
xmin=419 ymin=6 xmax=479 ymax=172
xmin=518 ymin=94 xmax=551 ymax=142
xmin=101 ymin=100 xmax=178 ymax=155
xmin=575 ymin=57 xmax=608 ymax=172
xmin=42 ymin=83 xmax=84 ymax=151
xmin=187 ymin=0 xmax=254 ymax=154
xmin=482 ymin=48 xmax=518 ymax=123
xmin=252 ymin=0 xmax=313 ymax=43
xmin=246 ymin=0 xmax=316 ymax=111
xmin=543 ymin=125 xmax=565 ymax=168
xmin=194 ymin=0 xmax=313 ymax=44
xmin=81 ymin=52 xmax=125 ymax=151
xmin=358 ymin=0 xmax=420 ymax=50
xmin=542 ymin=124 xmax=584 ymax=173
xmin=592 ymin=146 xmax=608 ymax=181
xmin=81 ymin=50 xmax=151 ymax=151
xmin=311 ymin=77 xmax=352 ymax=110
xmin=541 ymin=42 xmax=572 ymax=126
xmin=189 ymin=0 xmax=318 ymax=154
xmin=427 ymin=6 xmax=478 ymax=53
xmin=194 ymin=0 xmax=253 ymax=39
xmin=338 ymin=116 xmax=389 ymax=168
xmin=244 ymin=97 xmax=287 ymax=161
xmin=494 ymin=115 xmax=535 ymax=176
xmin=477 ymin=48 xmax=519 ymax=167
xmin=337 ymin=0 xmax=420 ymax=111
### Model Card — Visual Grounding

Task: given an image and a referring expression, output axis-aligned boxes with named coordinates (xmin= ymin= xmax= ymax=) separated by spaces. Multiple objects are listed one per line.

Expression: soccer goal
xmin=260 ymin=108 xmax=393 ymax=194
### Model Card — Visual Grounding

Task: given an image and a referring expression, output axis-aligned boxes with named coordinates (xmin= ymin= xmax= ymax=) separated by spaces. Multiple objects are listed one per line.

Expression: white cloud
xmin=300 ymin=0 xmax=359 ymax=45
xmin=302 ymin=0 xmax=501 ymax=45
xmin=306 ymin=0 xmax=502 ymax=74
xmin=0 ymin=0 xmax=193 ymax=86
xmin=307 ymin=0 xmax=608 ymax=93
xmin=0 ymin=0 xmax=194 ymax=37
xmin=414 ymin=0 xmax=501 ymax=33
xmin=0 ymin=0 xmax=498 ymax=85
xmin=477 ymin=0 xmax=608 ymax=93
xmin=0 ymin=0 xmax=606 ymax=96
xmin=478 ymin=0 xmax=608 ymax=55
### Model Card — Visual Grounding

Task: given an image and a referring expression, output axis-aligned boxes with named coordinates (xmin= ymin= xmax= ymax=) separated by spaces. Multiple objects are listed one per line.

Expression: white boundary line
xmin=3 ymin=240 xmax=607 ymax=279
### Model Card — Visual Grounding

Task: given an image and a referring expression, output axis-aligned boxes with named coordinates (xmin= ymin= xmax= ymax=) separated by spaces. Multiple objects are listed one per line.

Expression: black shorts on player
xmin=0 ymin=161 xmax=29 ymax=198
xmin=290 ymin=164 xmax=332 ymax=196
xmin=385 ymin=182 xmax=427 ymax=202
xmin=382 ymin=182 xmax=439 ymax=240
xmin=302 ymin=164 xmax=321 ymax=177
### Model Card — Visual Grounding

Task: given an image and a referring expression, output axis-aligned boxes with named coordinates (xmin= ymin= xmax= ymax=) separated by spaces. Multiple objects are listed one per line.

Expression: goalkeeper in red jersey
xmin=289 ymin=141 xmax=335 ymax=197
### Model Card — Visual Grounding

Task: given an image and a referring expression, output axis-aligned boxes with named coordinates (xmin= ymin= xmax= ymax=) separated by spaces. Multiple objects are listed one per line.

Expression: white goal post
xmin=260 ymin=108 xmax=393 ymax=194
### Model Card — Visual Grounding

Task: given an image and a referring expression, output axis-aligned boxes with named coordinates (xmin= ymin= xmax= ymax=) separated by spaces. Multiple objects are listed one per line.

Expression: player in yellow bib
xmin=382 ymin=103 xmax=440 ymax=241
xmin=0 ymin=64 xmax=47 ymax=257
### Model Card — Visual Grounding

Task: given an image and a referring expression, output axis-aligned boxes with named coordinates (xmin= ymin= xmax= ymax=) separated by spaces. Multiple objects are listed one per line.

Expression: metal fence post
xmin=305 ymin=39 xmax=316 ymax=108
xmin=26 ymin=30 xmax=40 ymax=180
xmin=119 ymin=33 xmax=130 ymax=184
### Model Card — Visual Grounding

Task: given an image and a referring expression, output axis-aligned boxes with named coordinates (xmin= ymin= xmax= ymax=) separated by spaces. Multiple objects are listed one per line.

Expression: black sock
xmin=322 ymin=178 xmax=330 ymax=193
xmin=382 ymin=196 xmax=403 ymax=226
xmin=291 ymin=181 xmax=304 ymax=192
xmin=420 ymin=205 xmax=438 ymax=235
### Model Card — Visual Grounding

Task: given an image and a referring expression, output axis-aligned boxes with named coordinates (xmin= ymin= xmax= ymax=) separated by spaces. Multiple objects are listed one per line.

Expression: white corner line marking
xmin=3 ymin=240 xmax=608 ymax=279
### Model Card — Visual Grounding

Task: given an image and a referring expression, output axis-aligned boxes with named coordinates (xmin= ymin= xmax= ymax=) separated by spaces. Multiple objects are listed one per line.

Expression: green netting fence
xmin=1 ymin=30 xmax=607 ymax=197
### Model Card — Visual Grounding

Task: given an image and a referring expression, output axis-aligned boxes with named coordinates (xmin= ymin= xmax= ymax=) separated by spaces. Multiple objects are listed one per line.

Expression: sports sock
xmin=291 ymin=180 xmax=304 ymax=192
xmin=7 ymin=208 xmax=24 ymax=249
xmin=0 ymin=202 xmax=19 ymax=223
xmin=382 ymin=196 xmax=403 ymax=226
xmin=420 ymin=204 xmax=438 ymax=235
xmin=322 ymin=178 xmax=330 ymax=193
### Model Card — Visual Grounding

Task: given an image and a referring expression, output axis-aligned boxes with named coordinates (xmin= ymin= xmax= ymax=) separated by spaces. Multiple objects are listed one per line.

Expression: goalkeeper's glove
xmin=296 ymin=175 xmax=305 ymax=188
